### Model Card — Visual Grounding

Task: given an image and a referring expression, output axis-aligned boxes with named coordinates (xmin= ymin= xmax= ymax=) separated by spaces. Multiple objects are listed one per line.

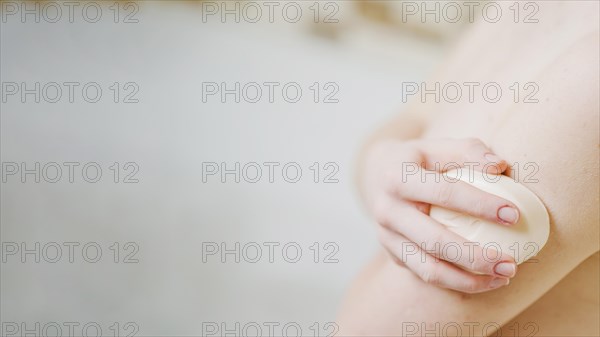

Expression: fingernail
xmin=494 ymin=262 xmax=517 ymax=277
xmin=490 ymin=277 xmax=510 ymax=288
xmin=484 ymin=153 xmax=502 ymax=163
xmin=498 ymin=206 xmax=519 ymax=224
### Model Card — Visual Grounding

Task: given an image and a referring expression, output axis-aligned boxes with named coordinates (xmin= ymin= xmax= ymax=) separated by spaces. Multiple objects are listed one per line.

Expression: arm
xmin=338 ymin=29 xmax=600 ymax=337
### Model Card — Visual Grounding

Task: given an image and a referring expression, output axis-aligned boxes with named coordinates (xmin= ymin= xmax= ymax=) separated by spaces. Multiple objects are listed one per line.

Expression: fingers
xmin=376 ymin=203 xmax=517 ymax=278
xmin=388 ymin=138 xmax=520 ymax=225
xmin=416 ymin=138 xmax=508 ymax=174
xmin=369 ymin=137 xmax=520 ymax=293
xmin=379 ymin=228 xmax=510 ymax=293
xmin=392 ymin=171 xmax=520 ymax=225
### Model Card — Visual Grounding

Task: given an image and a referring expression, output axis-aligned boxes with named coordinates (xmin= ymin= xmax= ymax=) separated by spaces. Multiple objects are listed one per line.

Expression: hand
xmin=359 ymin=138 xmax=520 ymax=293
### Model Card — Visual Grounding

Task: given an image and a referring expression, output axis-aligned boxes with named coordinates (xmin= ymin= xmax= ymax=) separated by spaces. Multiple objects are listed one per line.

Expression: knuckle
xmin=380 ymin=239 xmax=409 ymax=268
xmin=462 ymin=138 xmax=486 ymax=162
xmin=376 ymin=227 xmax=392 ymax=246
xmin=464 ymin=137 xmax=484 ymax=148
xmin=435 ymin=182 xmax=454 ymax=207
xmin=468 ymin=251 xmax=491 ymax=274
xmin=372 ymin=198 xmax=393 ymax=226
xmin=382 ymin=169 xmax=403 ymax=196
xmin=420 ymin=264 xmax=442 ymax=286
xmin=468 ymin=255 xmax=479 ymax=272
xmin=472 ymin=197 xmax=489 ymax=217
xmin=424 ymin=232 xmax=445 ymax=254
xmin=381 ymin=168 xmax=396 ymax=184
xmin=389 ymin=252 xmax=407 ymax=267
xmin=462 ymin=278 xmax=484 ymax=294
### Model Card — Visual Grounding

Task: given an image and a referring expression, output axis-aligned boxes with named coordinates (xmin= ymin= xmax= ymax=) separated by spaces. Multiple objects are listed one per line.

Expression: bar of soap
xmin=430 ymin=168 xmax=550 ymax=264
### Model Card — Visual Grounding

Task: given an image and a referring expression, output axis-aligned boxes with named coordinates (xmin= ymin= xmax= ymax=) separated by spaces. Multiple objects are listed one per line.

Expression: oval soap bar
xmin=429 ymin=168 xmax=550 ymax=264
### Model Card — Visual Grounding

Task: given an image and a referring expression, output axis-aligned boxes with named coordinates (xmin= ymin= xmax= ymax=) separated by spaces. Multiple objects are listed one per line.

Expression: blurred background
xmin=1 ymin=1 xmax=474 ymax=335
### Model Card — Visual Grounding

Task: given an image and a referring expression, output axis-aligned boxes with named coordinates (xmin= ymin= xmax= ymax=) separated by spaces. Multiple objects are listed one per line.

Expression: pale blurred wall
xmin=0 ymin=1 xmax=460 ymax=335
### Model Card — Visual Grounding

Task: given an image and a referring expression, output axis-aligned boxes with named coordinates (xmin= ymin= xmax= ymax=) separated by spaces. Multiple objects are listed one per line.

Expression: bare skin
xmin=338 ymin=2 xmax=599 ymax=336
